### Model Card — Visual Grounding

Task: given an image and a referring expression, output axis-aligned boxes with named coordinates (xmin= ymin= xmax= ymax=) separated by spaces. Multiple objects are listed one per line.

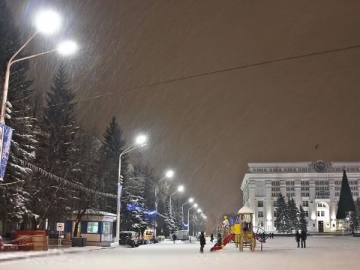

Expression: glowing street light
xmin=169 ymin=185 xmax=184 ymax=215
xmin=57 ymin=41 xmax=78 ymax=55
xmin=35 ymin=10 xmax=61 ymax=34
xmin=165 ymin=170 xmax=174 ymax=178
xmin=181 ymin=198 xmax=194 ymax=226
xmin=0 ymin=10 xmax=78 ymax=181
xmin=115 ymin=134 xmax=148 ymax=245
xmin=154 ymin=169 xmax=175 ymax=238
xmin=188 ymin=203 xmax=198 ymax=237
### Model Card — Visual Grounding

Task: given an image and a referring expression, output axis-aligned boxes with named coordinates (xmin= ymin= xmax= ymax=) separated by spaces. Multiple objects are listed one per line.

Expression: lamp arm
xmin=9 ymin=32 xmax=38 ymax=65
xmin=10 ymin=49 xmax=57 ymax=66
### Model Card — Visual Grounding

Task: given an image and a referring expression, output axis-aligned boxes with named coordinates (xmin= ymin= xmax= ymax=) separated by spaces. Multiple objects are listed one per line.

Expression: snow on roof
xmin=238 ymin=206 xmax=254 ymax=214
xmin=72 ymin=209 xmax=116 ymax=217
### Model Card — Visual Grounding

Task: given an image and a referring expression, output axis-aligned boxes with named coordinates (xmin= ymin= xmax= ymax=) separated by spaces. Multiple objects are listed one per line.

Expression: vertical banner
xmin=0 ymin=123 xmax=13 ymax=180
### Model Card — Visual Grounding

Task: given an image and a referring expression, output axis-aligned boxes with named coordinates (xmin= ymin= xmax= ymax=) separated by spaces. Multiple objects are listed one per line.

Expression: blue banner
xmin=0 ymin=123 xmax=13 ymax=180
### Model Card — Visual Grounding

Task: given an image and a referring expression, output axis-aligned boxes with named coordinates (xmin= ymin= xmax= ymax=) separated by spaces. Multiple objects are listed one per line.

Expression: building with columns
xmin=241 ymin=161 xmax=360 ymax=233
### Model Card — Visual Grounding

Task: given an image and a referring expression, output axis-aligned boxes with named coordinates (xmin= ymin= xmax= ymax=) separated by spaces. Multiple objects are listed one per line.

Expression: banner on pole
xmin=0 ymin=123 xmax=13 ymax=181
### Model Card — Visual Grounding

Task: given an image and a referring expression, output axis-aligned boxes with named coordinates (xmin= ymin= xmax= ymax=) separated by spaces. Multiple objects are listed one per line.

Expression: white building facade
xmin=241 ymin=161 xmax=360 ymax=233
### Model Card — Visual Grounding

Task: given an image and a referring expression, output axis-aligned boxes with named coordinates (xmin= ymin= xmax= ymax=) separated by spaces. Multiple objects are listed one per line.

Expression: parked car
xmin=119 ymin=231 xmax=139 ymax=247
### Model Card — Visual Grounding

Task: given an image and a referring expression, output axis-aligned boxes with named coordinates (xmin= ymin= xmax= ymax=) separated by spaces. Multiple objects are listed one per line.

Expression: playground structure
xmin=210 ymin=206 xmax=268 ymax=252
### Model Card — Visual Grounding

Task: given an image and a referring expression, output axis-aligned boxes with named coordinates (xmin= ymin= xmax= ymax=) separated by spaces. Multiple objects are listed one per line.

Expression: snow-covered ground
xmin=1 ymin=236 xmax=360 ymax=269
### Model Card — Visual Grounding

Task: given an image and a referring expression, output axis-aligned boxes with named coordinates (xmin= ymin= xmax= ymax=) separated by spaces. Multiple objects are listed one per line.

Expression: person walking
xmin=199 ymin=231 xmax=206 ymax=253
xmin=210 ymin=233 xmax=214 ymax=243
xmin=295 ymin=230 xmax=301 ymax=248
xmin=301 ymin=230 xmax=307 ymax=248
xmin=172 ymin=233 xmax=176 ymax=244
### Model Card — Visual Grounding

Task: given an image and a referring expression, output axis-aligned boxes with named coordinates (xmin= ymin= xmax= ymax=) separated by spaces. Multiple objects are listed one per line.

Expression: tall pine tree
xmin=100 ymin=117 xmax=127 ymax=213
xmin=0 ymin=0 xmax=37 ymax=231
xmin=298 ymin=205 xmax=308 ymax=233
xmin=274 ymin=193 xmax=288 ymax=233
xmin=287 ymin=198 xmax=299 ymax=232
xmin=336 ymin=170 xmax=355 ymax=219
xmin=34 ymin=63 xmax=78 ymax=227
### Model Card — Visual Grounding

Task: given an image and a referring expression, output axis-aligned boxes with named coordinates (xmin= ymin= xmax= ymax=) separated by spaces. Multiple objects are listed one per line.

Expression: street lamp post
xmin=193 ymin=209 xmax=202 ymax=236
xmin=115 ymin=135 xmax=147 ymax=245
xmin=0 ymin=10 xmax=77 ymax=180
xmin=181 ymin=198 xmax=194 ymax=228
xmin=187 ymin=203 xmax=198 ymax=237
xmin=154 ymin=170 xmax=174 ymax=239
xmin=169 ymin=185 xmax=184 ymax=216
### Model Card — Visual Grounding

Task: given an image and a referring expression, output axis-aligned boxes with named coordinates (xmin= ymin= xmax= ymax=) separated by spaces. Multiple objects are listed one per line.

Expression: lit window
xmin=102 ymin=222 xmax=111 ymax=233
xmin=87 ymin=222 xmax=99 ymax=233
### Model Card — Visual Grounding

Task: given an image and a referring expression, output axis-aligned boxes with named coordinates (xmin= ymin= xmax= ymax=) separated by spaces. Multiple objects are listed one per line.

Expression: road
xmin=1 ymin=237 xmax=359 ymax=269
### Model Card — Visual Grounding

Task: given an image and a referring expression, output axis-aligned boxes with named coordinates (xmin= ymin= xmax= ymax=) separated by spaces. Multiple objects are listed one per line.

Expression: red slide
xmin=210 ymin=233 xmax=235 ymax=251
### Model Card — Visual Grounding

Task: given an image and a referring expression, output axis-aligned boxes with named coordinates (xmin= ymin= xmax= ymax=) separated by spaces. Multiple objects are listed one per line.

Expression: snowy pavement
xmin=1 ymin=236 xmax=360 ymax=269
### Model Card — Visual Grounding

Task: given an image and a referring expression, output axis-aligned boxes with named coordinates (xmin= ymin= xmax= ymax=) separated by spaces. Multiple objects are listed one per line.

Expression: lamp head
xmin=177 ymin=185 xmax=184 ymax=192
xmin=165 ymin=170 xmax=174 ymax=178
xmin=57 ymin=41 xmax=77 ymax=55
xmin=135 ymin=135 xmax=147 ymax=145
xmin=35 ymin=10 xmax=61 ymax=34
xmin=189 ymin=198 xmax=194 ymax=203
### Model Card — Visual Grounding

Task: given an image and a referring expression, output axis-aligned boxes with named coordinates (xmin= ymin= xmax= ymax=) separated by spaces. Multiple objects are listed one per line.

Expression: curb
xmin=0 ymin=247 xmax=106 ymax=263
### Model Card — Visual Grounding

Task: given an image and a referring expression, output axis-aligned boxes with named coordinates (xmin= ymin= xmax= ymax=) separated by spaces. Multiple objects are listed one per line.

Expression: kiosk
xmin=65 ymin=210 xmax=116 ymax=247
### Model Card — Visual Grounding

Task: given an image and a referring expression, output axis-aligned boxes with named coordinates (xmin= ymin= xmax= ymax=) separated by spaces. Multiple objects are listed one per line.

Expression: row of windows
xmin=271 ymin=187 xmax=280 ymax=191
xmin=269 ymin=180 xmax=359 ymax=187
xmin=316 ymin=186 xmax=329 ymax=191
xmin=272 ymin=211 xmax=309 ymax=218
xmin=255 ymin=168 xmax=309 ymax=172
xmin=315 ymin=181 xmax=329 ymax=186
xmin=286 ymin=187 xmax=295 ymax=191
xmin=301 ymin=181 xmax=309 ymax=186
xmin=335 ymin=192 xmax=358 ymax=197
xmin=334 ymin=186 xmax=358 ymax=191
xmin=272 ymin=181 xmax=280 ymax=186
xmin=301 ymin=192 xmax=310 ymax=197
xmin=286 ymin=193 xmax=295 ymax=197
xmin=301 ymin=187 xmax=309 ymax=191
xmin=258 ymin=200 xmax=310 ymax=207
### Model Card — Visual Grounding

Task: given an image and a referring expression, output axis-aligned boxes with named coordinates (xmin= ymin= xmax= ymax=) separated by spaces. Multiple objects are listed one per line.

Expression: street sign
xmin=56 ymin=223 xmax=65 ymax=232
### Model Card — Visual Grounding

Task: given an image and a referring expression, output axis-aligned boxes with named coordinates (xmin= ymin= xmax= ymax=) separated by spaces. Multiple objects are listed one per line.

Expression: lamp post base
xmin=110 ymin=242 xmax=120 ymax=248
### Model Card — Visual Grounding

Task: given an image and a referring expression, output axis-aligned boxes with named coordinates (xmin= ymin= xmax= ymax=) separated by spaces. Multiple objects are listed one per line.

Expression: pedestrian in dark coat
xmin=301 ymin=230 xmax=307 ymax=248
xmin=295 ymin=231 xmax=301 ymax=248
xmin=199 ymin=231 xmax=206 ymax=252
xmin=210 ymin=233 xmax=214 ymax=243
xmin=172 ymin=233 xmax=176 ymax=243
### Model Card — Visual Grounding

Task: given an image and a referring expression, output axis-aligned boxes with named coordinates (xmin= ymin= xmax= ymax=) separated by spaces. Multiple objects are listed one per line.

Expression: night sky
xmin=8 ymin=0 xmax=360 ymax=218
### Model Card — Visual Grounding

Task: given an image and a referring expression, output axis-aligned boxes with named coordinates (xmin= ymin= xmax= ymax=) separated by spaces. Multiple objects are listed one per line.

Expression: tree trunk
xmin=73 ymin=221 xmax=80 ymax=237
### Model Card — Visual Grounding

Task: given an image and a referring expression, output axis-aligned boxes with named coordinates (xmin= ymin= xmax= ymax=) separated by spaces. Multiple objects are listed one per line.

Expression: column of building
xmin=309 ymin=180 xmax=316 ymax=232
xmin=295 ymin=179 xmax=301 ymax=207
xmin=329 ymin=179 xmax=336 ymax=231
xmin=265 ymin=180 xmax=272 ymax=232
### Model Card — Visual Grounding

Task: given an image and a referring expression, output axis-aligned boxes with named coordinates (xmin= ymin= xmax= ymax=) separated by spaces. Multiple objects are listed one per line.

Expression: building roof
xmin=238 ymin=206 xmax=254 ymax=214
